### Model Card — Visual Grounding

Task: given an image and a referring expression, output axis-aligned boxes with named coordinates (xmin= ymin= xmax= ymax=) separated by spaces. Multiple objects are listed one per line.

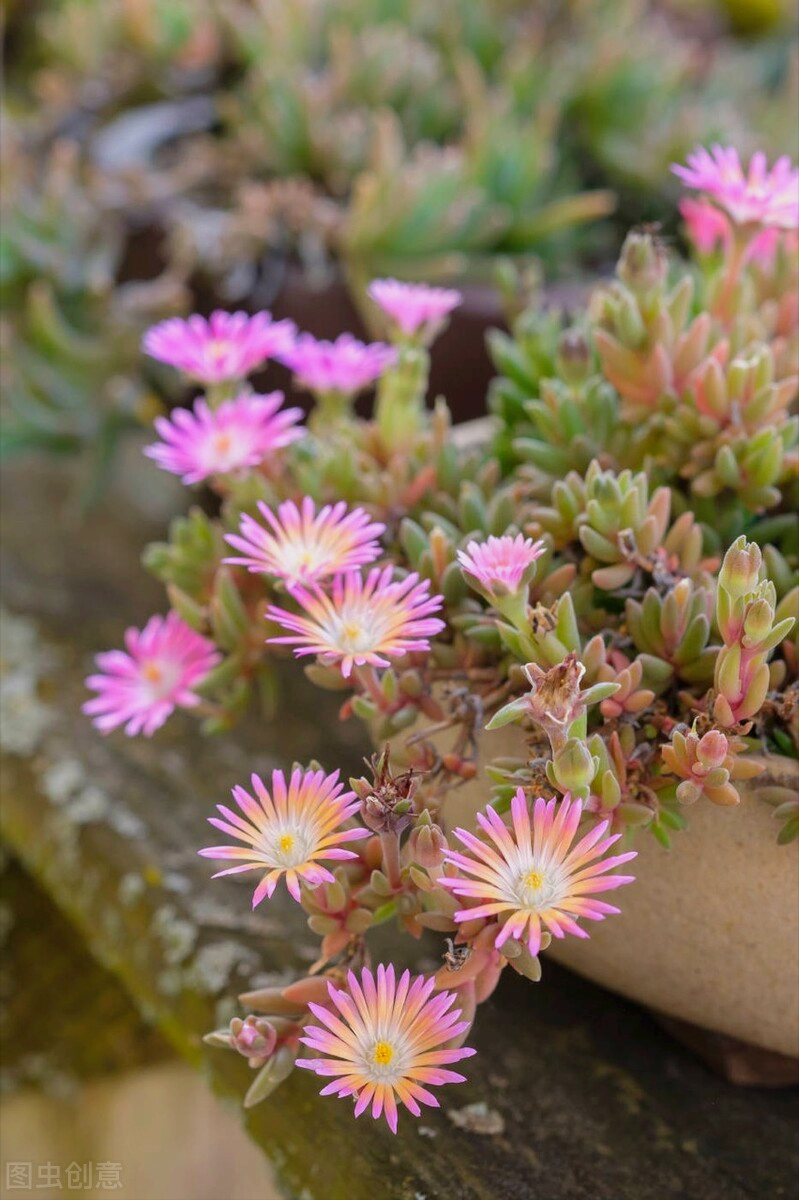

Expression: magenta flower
xmin=439 ymin=790 xmax=637 ymax=958
xmin=267 ymin=567 xmax=445 ymax=678
xmin=672 ymin=146 xmax=799 ymax=229
xmin=457 ymin=534 xmax=546 ymax=600
xmin=199 ymin=767 xmax=368 ymax=905
xmin=277 ymin=333 xmax=396 ymax=396
xmin=144 ymin=393 xmax=304 ymax=484
xmin=367 ymin=278 xmax=462 ymax=341
xmin=679 ymin=197 xmax=732 ymax=255
xmin=225 ymin=497 xmax=385 ymax=590
xmin=83 ymin=612 xmax=221 ymax=737
xmin=296 ymin=963 xmax=475 ymax=1133
xmin=142 ymin=310 xmax=296 ymax=384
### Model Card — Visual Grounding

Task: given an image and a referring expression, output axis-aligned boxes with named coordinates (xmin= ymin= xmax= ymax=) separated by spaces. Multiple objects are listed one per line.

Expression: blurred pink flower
xmin=225 ymin=497 xmax=385 ymax=589
xmin=439 ymin=790 xmax=637 ymax=957
xmin=672 ymin=146 xmax=799 ymax=229
xmin=267 ymin=567 xmax=445 ymax=677
xmin=367 ymin=278 xmax=462 ymax=340
xmin=296 ymin=963 xmax=475 ymax=1132
xmin=83 ymin=612 xmax=220 ymax=736
xmin=199 ymin=767 xmax=367 ymax=905
xmin=143 ymin=310 xmax=296 ymax=383
xmin=679 ymin=196 xmax=732 ymax=255
xmin=144 ymin=393 xmax=304 ymax=483
xmin=278 ymin=333 xmax=396 ymax=396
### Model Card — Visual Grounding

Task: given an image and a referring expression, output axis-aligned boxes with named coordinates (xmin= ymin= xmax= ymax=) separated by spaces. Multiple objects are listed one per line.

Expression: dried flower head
xmin=144 ymin=393 xmax=304 ymax=484
xmin=225 ymin=497 xmax=385 ymax=590
xmin=199 ymin=767 xmax=368 ymax=905
xmin=278 ymin=332 xmax=396 ymax=396
xmin=83 ymin=612 xmax=221 ymax=736
xmin=672 ymin=146 xmax=799 ymax=229
xmin=296 ymin=963 xmax=475 ymax=1133
xmin=143 ymin=310 xmax=296 ymax=383
xmin=267 ymin=567 xmax=445 ymax=678
xmin=367 ymin=278 xmax=462 ymax=341
xmin=439 ymin=791 xmax=637 ymax=957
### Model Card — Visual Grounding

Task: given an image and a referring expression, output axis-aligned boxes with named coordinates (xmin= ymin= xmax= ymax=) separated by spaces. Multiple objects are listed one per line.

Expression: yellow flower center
xmin=208 ymin=340 xmax=231 ymax=361
xmin=213 ymin=433 xmax=233 ymax=455
xmin=278 ymin=834 xmax=294 ymax=854
xmin=372 ymin=1041 xmax=394 ymax=1066
xmin=524 ymin=869 xmax=544 ymax=891
xmin=142 ymin=663 xmax=163 ymax=684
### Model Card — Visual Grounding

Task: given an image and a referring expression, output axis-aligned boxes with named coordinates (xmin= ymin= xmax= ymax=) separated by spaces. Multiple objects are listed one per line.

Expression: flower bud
xmin=556 ymin=329 xmax=592 ymax=384
xmin=719 ymin=537 xmax=762 ymax=599
xmin=408 ymin=810 xmax=448 ymax=868
xmin=229 ymin=1016 xmax=278 ymax=1067
xmin=617 ymin=230 xmax=668 ymax=295
xmin=550 ymin=737 xmax=597 ymax=794
xmin=695 ymin=730 xmax=729 ymax=772
xmin=743 ymin=597 xmax=775 ymax=645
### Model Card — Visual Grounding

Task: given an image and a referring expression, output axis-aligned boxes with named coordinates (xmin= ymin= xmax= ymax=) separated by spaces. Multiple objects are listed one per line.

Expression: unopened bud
xmin=409 ymin=811 xmax=448 ymax=868
xmin=556 ymin=329 xmax=592 ymax=384
xmin=719 ymin=536 xmax=762 ymax=599
xmin=617 ymin=230 xmax=668 ymax=295
xmin=695 ymin=730 xmax=729 ymax=772
xmin=550 ymin=737 xmax=597 ymax=794
xmin=229 ymin=1016 xmax=278 ymax=1067
xmin=743 ymin=597 xmax=774 ymax=645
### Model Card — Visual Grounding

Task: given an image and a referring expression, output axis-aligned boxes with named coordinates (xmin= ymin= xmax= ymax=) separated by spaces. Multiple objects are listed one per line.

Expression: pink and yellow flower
xmin=457 ymin=534 xmax=546 ymax=599
xmin=439 ymin=790 xmax=637 ymax=957
xmin=278 ymin=333 xmax=396 ymax=396
xmin=225 ymin=497 xmax=385 ymax=590
xmin=672 ymin=146 xmax=799 ymax=230
xmin=295 ymin=963 xmax=475 ymax=1133
xmin=144 ymin=393 xmax=304 ymax=484
xmin=199 ymin=767 xmax=368 ymax=905
xmin=83 ymin=612 xmax=221 ymax=737
xmin=367 ymin=278 xmax=462 ymax=341
xmin=267 ymin=567 xmax=445 ymax=678
xmin=143 ymin=310 xmax=296 ymax=384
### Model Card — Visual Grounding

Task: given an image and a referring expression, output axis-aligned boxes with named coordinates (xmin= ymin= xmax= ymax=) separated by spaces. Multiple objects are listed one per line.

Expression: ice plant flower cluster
xmin=439 ymin=791 xmax=637 ymax=957
xmin=143 ymin=310 xmax=296 ymax=384
xmin=267 ymin=567 xmax=445 ymax=678
xmin=295 ymin=964 xmax=475 ymax=1132
xmin=278 ymin=332 xmax=396 ymax=398
xmin=83 ymin=612 xmax=221 ymax=736
xmin=368 ymin=278 xmax=462 ymax=342
xmin=199 ymin=767 xmax=368 ymax=904
xmin=672 ymin=146 xmax=799 ymax=230
xmin=224 ymin=498 xmax=385 ymax=590
xmin=144 ymin=393 xmax=304 ymax=483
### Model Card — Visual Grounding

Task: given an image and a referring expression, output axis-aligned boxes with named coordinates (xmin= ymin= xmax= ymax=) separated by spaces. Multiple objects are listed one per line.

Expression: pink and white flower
xmin=277 ymin=333 xmax=396 ymax=396
xmin=225 ymin=497 xmax=385 ymax=589
xmin=267 ymin=567 xmax=445 ymax=678
xmin=367 ymin=279 xmax=462 ymax=341
xmin=672 ymin=146 xmax=799 ymax=230
xmin=199 ymin=767 xmax=368 ymax=905
xmin=457 ymin=534 xmax=546 ymax=599
xmin=83 ymin=612 xmax=221 ymax=737
xmin=144 ymin=393 xmax=304 ymax=484
xmin=143 ymin=310 xmax=296 ymax=384
xmin=296 ymin=963 xmax=475 ymax=1133
xmin=439 ymin=790 xmax=637 ymax=958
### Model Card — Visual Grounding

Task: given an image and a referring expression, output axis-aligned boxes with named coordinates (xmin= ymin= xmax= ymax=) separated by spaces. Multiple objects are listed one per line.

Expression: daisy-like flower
xmin=143 ymin=310 xmax=296 ymax=384
xmin=457 ymin=534 xmax=546 ymax=599
xmin=267 ymin=567 xmax=445 ymax=678
xmin=198 ymin=767 xmax=368 ymax=905
xmin=439 ymin=790 xmax=637 ymax=958
xmin=277 ymin=333 xmax=396 ymax=397
xmin=295 ymin=963 xmax=475 ymax=1133
xmin=672 ymin=146 xmax=799 ymax=230
xmin=144 ymin=393 xmax=304 ymax=484
xmin=224 ymin=497 xmax=385 ymax=590
xmin=83 ymin=612 xmax=221 ymax=737
xmin=367 ymin=278 xmax=462 ymax=341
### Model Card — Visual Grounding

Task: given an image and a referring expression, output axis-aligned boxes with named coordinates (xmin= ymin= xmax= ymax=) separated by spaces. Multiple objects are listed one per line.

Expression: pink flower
xmin=144 ymin=393 xmax=304 ymax=484
xmin=225 ymin=497 xmax=385 ymax=589
xmin=457 ymin=534 xmax=546 ymax=599
xmin=679 ymin=197 xmax=732 ymax=255
xmin=439 ymin=790 xmax=637 ymax=958
xmin=83 ymin=612 xmax=221 ymax=736
xmin=199 ymin=767 xmax=368 ymax=905
xmin=296 ymin=963 xmax=475 ymax=1133
xmin=367 ymin=278 xmax=462 ymax=341
xmin=143 ymin=310 xmax=296 ymax=384
xmin=672 ymin=146 xmax=799 ymax=229
xmin=277 ymin=333 xmax=396 ymax=396
xmin=267 ymin=566 xmax=445 ymax=678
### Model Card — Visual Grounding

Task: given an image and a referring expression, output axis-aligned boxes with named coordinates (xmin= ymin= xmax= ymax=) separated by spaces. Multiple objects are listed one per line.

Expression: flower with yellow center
xmin=267 ymin=566 xmax=445 ymax=678
xmin=295 ymin=964 xmax=475 ymax=1133
xmin=438 ymin=790 xmax=637 ymax=957
xmin=199 ymin=767 xmax=369 ymax=905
